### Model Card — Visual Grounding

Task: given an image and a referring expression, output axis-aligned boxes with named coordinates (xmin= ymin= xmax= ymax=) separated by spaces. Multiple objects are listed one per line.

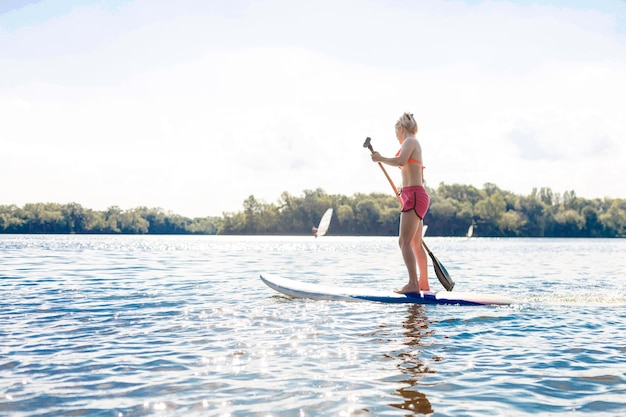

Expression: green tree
xmin=498 ymin=210 xmax=526 ymax=236
xmin=553 ymin=209 xmax=585 ymax=237
xmin=581 ymin=205 xmax=602 ymax=237
xmin=515 ymin=195 xmax=547 ymax=236
xmin=23 ymin=203 xmax=68 ymax=233
xmin=219 ymin=211 xmax=246 ymax=234
xmin=427 ymin=197 xmax=460 ymax=235
xmin=0 ymin=205 xmax=25 ymax=233
xmin=354 ymin=198 xmax=380 ymax=233
xmin=475 ymin=192 xmax=506 ymax=235
xmin=599 ymin=199 xmax=626 ymax=237
xmin=119 ymin=209 xmax=149 ymax=234
xmin=336 ymin=204 xmax=355 ymax=234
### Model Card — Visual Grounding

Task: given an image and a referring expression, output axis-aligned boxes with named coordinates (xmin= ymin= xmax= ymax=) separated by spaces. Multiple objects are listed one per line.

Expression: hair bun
xmin=397 ymin=112 xmax=418 ymax=134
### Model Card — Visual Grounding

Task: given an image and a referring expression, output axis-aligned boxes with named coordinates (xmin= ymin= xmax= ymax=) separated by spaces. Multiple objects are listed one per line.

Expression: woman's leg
xmin=411 ymin=220 xmax=429 ymax=291
xmin=396 ymin=210 xmax=421 ymax=293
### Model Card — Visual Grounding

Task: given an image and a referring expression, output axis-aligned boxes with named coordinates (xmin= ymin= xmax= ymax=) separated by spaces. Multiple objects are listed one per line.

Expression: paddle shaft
xmin=366 ymin=143 xmax=402 ymax=201
xmin=364 ymin=142 xmax=403 ymax=204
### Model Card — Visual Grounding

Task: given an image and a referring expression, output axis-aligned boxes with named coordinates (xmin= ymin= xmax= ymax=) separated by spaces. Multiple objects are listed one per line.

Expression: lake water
xmin=1 ymin=235 xmax=625 ymax=416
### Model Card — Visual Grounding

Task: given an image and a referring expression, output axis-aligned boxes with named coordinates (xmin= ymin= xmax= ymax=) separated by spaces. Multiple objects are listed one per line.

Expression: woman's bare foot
xmin=395 ymin=283 xmax=422 ymax=294
xmin=394 ymin=281 xmax=431 ymax=294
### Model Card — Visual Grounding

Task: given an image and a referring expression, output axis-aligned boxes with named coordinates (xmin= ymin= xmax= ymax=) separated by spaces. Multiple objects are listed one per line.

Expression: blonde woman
xmin=370 ymin=112 xmax=430 ymax=293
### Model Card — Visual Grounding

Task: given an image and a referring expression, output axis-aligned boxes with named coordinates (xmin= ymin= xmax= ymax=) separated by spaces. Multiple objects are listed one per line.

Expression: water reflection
xmin=387 ymin=305 xmax=435 ymax=415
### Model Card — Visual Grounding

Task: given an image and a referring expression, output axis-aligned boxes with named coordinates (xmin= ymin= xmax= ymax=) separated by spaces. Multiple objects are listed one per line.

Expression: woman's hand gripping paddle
xmin=363 ymin=137 xmax=455 ymax=291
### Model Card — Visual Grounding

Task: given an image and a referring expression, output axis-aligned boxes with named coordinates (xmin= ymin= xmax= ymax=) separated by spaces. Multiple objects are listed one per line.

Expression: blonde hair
xmin=395 ymin=112 xmax=418 ymax=135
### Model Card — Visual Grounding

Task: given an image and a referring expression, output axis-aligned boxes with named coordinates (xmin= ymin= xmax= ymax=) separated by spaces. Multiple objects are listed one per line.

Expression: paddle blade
xmin=428 ymin=251 xmax=455 ymax=291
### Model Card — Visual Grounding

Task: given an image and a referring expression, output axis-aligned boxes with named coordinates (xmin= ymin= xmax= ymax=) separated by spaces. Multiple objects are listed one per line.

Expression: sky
xmin=1 ymin=0 xmax=625 ymax=217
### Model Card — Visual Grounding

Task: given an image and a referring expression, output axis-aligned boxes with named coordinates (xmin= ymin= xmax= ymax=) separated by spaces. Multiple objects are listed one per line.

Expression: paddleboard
xmin=260 ymin=274 xmax=519 ymax=306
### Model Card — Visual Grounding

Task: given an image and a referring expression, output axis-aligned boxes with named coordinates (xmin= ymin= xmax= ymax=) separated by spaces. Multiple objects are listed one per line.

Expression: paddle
xmin=363 ymin=136 xmax=455 ymax=291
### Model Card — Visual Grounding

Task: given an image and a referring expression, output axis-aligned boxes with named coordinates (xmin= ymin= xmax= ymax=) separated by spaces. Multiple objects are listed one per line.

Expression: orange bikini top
xmin=396 ymin=149 xmax=425 ymax=182
xmin=396 ymin=149 xmax=423 ymax=166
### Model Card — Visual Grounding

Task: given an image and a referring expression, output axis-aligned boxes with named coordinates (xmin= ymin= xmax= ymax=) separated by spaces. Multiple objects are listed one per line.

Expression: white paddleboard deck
xmin=260 ymin=274 xmax=518 ymax=306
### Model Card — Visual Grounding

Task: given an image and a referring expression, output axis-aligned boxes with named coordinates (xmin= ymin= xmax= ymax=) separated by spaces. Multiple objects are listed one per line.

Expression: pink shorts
xmin=400 ymin=185 xmax=430 ymax=219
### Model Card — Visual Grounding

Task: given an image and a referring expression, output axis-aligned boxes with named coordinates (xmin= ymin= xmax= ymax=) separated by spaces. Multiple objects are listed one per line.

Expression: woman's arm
xmin=371 ymin=138 xmax=417 ymax=167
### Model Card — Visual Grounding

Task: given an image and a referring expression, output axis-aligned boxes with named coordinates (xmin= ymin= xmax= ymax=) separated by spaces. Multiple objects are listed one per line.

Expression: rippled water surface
xmin=1 ymin=235 xmax=625 ymax=416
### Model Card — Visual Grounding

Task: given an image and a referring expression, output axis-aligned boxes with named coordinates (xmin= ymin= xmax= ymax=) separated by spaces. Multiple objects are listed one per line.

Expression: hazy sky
xmin=2 ymin=0 xmax=625 ymax=217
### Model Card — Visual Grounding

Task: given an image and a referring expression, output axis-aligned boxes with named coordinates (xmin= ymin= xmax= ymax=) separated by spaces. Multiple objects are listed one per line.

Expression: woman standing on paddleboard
xmin=370 ymin=112 xmax=430 ymax=293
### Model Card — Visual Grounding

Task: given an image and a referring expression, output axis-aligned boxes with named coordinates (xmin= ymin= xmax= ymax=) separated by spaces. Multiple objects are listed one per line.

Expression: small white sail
xmin=467 ymin=224 xmax=474 ymax=238
xmin=315 ymin=208 xmax=333 ymax=237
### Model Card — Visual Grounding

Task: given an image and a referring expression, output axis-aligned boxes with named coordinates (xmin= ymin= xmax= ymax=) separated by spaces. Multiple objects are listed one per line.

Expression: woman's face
xmin=395 ymin=125 xmax=404 ymax=142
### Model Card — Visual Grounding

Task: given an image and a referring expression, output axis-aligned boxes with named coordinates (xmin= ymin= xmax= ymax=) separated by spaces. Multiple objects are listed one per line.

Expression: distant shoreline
xmin=1 ymin=184 xmax=625 ymax=237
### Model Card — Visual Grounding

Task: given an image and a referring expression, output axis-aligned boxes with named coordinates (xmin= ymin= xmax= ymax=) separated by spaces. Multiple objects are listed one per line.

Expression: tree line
xmin=1 ymin=183 xmax=625 ymax=237
xmin=0 ymin=204 xmax=218 ymax=235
